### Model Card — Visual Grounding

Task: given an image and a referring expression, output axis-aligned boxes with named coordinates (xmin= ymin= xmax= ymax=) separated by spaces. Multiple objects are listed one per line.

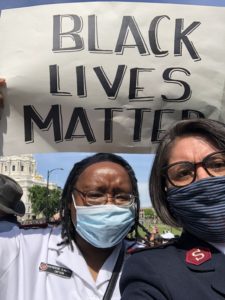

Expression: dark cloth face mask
xmin=167 ymin=176 xmax=225 ymax=243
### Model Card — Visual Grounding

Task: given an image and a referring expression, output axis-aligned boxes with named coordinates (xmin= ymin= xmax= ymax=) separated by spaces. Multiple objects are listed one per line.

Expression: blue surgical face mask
xmin=167 ymin=176 xmax=225 ymax=243
xmin=72 ymin=195 xmax=136 ymax=248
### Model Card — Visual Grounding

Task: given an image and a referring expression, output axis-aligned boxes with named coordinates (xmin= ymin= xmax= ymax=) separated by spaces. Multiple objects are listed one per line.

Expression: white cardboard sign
xmin=0 ymin=0 xmax=225 ymax=154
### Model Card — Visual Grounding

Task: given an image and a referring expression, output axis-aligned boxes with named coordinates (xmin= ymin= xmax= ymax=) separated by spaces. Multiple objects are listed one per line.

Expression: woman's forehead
xmin=167 ymin=135 xmax=219 ymax=163
xmin=77 ymin=161 xmax=129 ymax=179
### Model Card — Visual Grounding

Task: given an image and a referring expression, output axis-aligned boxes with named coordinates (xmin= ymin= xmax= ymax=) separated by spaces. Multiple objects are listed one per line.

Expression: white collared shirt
xmin=0 ymin=226 xmax=130 ymax=300
xmin=0 ymin=220 xmax=18 ymax=233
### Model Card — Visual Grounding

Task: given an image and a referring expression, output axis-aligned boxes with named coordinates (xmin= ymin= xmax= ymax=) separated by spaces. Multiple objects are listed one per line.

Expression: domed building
xmin=0 ymin=154 xmax=57 ymax=220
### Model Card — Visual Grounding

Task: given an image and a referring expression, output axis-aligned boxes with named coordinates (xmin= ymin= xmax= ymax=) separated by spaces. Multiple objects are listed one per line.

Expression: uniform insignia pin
xmin=186 ymin=247 xmax=211 ymax=265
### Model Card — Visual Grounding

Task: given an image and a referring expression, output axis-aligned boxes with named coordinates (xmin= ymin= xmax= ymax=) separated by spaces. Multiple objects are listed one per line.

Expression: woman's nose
xmin=195 ymin=166 xmax=210 ymax=181
xmin=105 ymin=194 xmax=115 ymax=204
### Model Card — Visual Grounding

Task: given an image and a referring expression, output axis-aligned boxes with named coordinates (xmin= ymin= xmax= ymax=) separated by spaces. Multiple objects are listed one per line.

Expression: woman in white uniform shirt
xmin=0 ymin=152 xmax=144 ymax=300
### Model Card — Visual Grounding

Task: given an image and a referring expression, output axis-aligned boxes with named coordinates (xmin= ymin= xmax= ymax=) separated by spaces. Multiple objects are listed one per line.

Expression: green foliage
xmin=143 ymin=208 xmax=156 ymax=218
xmin=28 ymin=185 xmax=62 ymax=220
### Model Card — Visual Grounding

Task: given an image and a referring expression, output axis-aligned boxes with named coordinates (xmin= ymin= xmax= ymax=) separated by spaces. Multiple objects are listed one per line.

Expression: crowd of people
xmin=1 ymin=82 xmax=225 ymax=299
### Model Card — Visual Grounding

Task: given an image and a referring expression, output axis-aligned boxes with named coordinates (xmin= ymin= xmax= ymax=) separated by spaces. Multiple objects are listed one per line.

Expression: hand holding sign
xmin=0 ymin=79 xmax=6 ymax=109
xmin=0 ymin=1 xmax=225 ymax=156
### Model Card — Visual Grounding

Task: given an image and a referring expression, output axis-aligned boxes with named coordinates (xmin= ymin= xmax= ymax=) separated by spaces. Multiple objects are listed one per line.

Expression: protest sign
xmin=0 ymin=0 xmax=225 ymax=154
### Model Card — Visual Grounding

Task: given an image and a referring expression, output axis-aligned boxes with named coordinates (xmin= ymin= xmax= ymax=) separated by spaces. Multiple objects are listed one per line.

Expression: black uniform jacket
xmin=120 ymin=232 xmax=225 ymax=300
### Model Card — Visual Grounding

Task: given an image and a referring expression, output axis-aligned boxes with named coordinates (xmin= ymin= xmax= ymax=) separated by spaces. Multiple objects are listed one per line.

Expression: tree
xmin=28 ymin=185 xmax=62 ymax=220
xmin=143 ymin=208 xmax=156 ymax=218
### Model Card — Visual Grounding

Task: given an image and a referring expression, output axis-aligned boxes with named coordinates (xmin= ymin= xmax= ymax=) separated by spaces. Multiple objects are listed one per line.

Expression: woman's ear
xmin=69 ymin=194 xmax=77 ymax=225
xmin=68 ymin=192 xmax=75 ymax=209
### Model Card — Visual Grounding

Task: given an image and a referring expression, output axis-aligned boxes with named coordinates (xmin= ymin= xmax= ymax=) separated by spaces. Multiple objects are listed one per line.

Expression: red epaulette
xmin=19 ymin=222 xmax=48 ymax=229
xmin=126 ymin=239 xmax=178 ymax=255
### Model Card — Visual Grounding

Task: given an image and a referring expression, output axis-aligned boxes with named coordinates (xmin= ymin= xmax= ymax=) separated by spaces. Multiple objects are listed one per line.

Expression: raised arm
xmin=0 ymin=79 xmax=6 ymax=108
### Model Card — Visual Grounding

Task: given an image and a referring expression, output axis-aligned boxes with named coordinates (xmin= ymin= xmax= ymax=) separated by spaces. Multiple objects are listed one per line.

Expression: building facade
xmin=0 ymin=154 xmax=56 ymax=220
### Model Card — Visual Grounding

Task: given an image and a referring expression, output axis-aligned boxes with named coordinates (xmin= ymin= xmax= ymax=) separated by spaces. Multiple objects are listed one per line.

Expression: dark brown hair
xmin=150 ymin=118 xmax=225 ymax=227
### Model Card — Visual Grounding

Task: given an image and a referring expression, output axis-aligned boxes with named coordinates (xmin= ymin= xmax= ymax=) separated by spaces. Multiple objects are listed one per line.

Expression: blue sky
xmin=34 ymin=152 xmax=155 ymax=207
xmin=2 ymin=0 xmax=224 ymax=9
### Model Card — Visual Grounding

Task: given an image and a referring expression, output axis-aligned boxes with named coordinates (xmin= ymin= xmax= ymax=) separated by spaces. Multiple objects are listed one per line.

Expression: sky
xmin=34 ymin=152 xmax=155 ymax=207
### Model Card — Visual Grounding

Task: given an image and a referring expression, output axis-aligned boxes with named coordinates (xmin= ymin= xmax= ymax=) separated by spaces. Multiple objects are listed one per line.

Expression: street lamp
xmin=46 ymin=168 xmax=64 ymax=194
xmin=45 ymin=168 xmax=64 ymax=221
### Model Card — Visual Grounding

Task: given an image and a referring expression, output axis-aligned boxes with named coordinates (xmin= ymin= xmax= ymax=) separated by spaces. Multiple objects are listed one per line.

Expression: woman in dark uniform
xmin=120 ymin=118 xmax=225 ymax=300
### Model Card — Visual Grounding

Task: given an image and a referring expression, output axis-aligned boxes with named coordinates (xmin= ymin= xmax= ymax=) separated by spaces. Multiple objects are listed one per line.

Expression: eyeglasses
xmin=73 ymin=187 xmax=135 ymax=206
xmin=162 ymin=150 xmax=225 ymax=187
